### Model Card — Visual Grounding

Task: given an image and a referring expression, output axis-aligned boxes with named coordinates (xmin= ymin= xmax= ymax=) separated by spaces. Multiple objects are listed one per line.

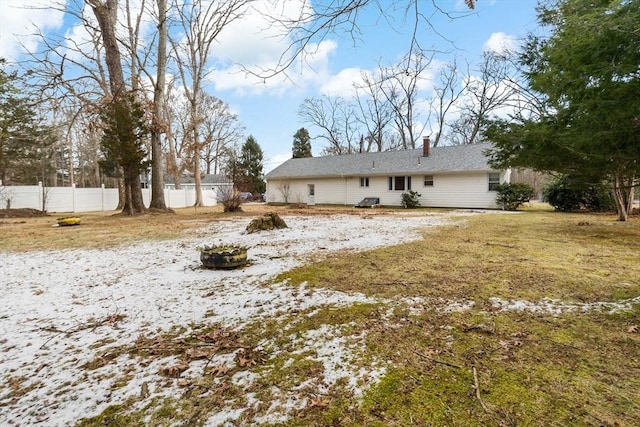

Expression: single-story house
xmin=265 ymin=140 xmax=509 ymax=209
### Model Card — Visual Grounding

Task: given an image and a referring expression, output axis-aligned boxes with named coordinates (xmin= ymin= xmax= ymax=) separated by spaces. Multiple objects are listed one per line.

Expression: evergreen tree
xmin=99 ymin=92 xmax=150 ymax=214
xmin=292 ymin=127 xmax=312 ymax=158
xmin=231 ymin=135 xmax=265 ymax=194
xmin=485 ymin=0 xmax=640 ymax=221
xmin=0 ymin=59 xmax=54 ymax=185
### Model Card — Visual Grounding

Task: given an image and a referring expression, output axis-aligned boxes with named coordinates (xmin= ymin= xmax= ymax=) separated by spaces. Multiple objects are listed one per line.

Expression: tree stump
xmin=245 ymin=212 xmax=288 ymax=234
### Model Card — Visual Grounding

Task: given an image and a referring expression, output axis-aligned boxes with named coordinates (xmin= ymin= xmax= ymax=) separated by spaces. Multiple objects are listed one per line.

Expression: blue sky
xmin=0 ymin=0 xmax=541 ymax=172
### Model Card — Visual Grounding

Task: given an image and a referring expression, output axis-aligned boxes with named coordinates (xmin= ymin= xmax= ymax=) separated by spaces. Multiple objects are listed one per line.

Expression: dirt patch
xmin=0 ymin=208 xmax=49 ymax=219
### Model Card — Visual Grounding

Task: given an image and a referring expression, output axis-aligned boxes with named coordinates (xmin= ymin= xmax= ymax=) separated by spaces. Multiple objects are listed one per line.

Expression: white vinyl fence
xmin=0 ymin=184 xmax=217 ymax=213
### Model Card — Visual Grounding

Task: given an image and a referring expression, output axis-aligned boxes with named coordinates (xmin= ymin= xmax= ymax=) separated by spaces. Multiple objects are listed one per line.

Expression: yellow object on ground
xmin=57 ymin=217 xmax=81 ymax=226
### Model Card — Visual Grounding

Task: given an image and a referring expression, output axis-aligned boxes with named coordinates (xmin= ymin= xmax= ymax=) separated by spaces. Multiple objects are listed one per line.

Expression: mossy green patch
xmin=76 ymin=403 xmax=142 ymax=427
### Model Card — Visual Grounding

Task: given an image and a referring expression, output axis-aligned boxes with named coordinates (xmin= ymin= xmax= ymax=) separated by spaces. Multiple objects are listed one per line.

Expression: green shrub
xmin=401 ymin=190 xmax=421 ymax=208
xmin=495 ymin=183 xmax=535 ymax=210
xmin=542 ymin=176 xmax=582 ymax=211
xmin=542 ymin=175 xmax=614 ymax=212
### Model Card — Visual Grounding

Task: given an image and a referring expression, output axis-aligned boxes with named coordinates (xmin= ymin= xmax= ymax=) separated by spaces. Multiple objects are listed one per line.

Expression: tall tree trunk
xmin=193 ymin=137 xmax=204 ymax=207
xmin=612 ymin=170 xmax=634 ymax=222
xmin=89 ymin=0 xmax=146 ymax=215
xmin=88 ymin=1 xmax=124 ymax=96
xmin=149 ymin=0 xmax=169 ymax=210
xmin=116 ymin=176 xmax=125 ymax=210
xmin=190 ymin=97 xmax=203 ymax=207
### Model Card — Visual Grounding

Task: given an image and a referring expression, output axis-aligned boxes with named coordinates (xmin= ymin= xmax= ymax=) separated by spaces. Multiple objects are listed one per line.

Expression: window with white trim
xmin=360 ymin=177 xmax=369 ymax=187
xmin=488 ymin=172 xmax=501 ymax=191
xmin=388 ymin=176 xmax=412 ymax=191
xmin=423 ymin=175 xmax=434 ymax=187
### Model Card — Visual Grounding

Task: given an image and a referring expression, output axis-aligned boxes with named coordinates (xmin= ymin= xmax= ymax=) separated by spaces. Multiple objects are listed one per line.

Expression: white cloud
xmin=0 ymin=0 xmax=65 ymax=62
xmin=483 ymin=32 xmax=517 ymax=55
xmin=319 ymin=67 xmax=368 ymax=98
xmin=264 ymin=152 xmax=292 ymax=173
xmin=203 ymin=0 xmax=339 ymax=96
xmin=207 ymin=38 xmax=336 ymax=96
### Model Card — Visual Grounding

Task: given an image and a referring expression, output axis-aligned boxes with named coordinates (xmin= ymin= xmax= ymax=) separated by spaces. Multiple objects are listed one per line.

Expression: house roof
xmin=265 ymin=143 xmax=497 ymax=180
xmin=165 ymin=174 xmax=231 ymax=185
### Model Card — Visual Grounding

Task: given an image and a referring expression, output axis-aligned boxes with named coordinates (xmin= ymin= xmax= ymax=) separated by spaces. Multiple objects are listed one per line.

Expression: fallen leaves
xmin=309 ymin=396 xmax=330 ymax=409
xmin=462 ymin=322 xmax=496 ymax=335
xmin=159 ymin=362 xmax=189 ymax=378
xmin=132 ymin=325 xmax=242 ymax=359
xmin=234 ymin=347 xmax=266 ymax=368
xmin=83 ymin=351 xmax=119 ymax=370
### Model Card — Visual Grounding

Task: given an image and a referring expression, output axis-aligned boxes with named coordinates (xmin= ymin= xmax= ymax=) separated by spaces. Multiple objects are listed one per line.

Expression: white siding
xmin=414 ymin=172 xmax=500 ymax=208
xmin=266 ymin=171 xmax=503 ymax=209
xmin=345 ymin=176 xmax=399 ymax=206
xmin=267 ymin=179 xmax=347 ymax=205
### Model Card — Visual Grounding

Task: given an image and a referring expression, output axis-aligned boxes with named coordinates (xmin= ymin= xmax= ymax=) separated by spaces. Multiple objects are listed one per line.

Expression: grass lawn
xmin=1 ymin=204 xmax=638 ymax=426
xmin=279 ymin=208 xmax=640 ymax=426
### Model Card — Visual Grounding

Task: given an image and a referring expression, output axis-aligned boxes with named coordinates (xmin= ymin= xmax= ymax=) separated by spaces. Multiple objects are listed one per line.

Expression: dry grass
xmin=0 ymin=204 xmax=293 ymax=252
xmin=278 ymin=208 xmax=640 ymax=426
xmin=3 ymin=204 xmax=639 ymax=426
xmin=0 ymin=203 xmax=435 ymax=252
xmin=281 ymin=210 xmax=640 ymax=303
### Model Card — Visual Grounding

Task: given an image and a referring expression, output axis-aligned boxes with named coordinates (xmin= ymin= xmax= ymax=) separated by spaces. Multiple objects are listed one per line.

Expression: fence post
xmin=38 ymin=181 xmax=43 ymax=211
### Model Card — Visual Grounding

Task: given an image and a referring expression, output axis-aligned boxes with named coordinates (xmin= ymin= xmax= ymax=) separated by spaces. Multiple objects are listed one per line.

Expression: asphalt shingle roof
xmin=165 ymin=174 xmax=230 ymax=184
xmin=265 ymin=143 xmax=496 ymax=179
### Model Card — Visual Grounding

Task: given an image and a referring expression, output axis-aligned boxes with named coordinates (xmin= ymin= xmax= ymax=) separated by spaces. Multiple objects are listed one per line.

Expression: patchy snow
xmin=3 ymin=210 xmax=636 ymax=425
xmin=489 ymin=296 xmax=640 ymax=315
xmin=0 ymin=212 xmax=456 ymax=426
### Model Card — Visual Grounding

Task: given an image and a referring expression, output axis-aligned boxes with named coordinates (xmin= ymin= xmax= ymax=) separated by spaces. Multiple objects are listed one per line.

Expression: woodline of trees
xmin=2 ymin=0 xmax=481 ymax=215
xmin=3 ymin=0 xmax=636 ymax=221
xmin=297 ymin=49 xmax=518 ymax=155
xmin=1 ymin=0 xmax=263 ymax=213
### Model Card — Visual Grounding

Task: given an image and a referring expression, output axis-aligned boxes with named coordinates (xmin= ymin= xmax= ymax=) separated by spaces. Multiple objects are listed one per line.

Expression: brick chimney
xmin=422 ymin=136 xmax=430 ymax=157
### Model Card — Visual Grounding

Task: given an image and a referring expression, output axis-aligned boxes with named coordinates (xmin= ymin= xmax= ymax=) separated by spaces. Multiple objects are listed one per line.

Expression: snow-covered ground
xmin=2 ymin=210 xmax=638 ymax=425
xmin=0 ymin=212 xmax=458 ymax=425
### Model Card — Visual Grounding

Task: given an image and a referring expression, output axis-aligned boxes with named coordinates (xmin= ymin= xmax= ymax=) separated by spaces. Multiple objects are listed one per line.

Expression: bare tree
xmin=148 ymin=0 xmax=170 ymax=210
xmin=169 ymin=0 xmax=249 ymax=207
xmin=30 ymin=0 xmax=172 ymax=212
xmin=87 ymin=0 xmax=147 ymax=215
xmin=258 ymin=1 xmax=476 ymax=80
xmin=298 ymin=96 xmax=359 ymax=155
xmin=163 ymin=79 xmax=187 ymax=189
xmin=449 ymin=51 xmax=518 ymax=145
xmin=278 ymin=180 xmax=291 ymax=204
xmin=380 ymin=51 xmax=432 ymax=149
xmin=354 ymin=71 xmax=395 ymax=152
xmin=430 ymin=59 xmax=467 ymax=147
xmin=21 ymin=1 xmax=115 ymax=191
xmin=198 ymin=93 xmax=245 ymax=175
